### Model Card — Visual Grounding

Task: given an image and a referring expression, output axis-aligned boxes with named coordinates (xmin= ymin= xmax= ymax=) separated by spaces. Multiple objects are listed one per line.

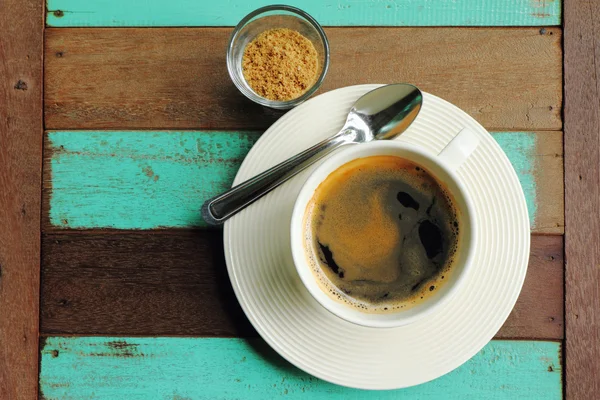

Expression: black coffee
xmin=303 ymin=155 xmax=460 ymax=313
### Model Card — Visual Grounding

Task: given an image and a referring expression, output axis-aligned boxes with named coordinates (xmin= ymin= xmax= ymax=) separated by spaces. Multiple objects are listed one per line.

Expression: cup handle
xmin=437 ymin=127 xmax=480 ymax=171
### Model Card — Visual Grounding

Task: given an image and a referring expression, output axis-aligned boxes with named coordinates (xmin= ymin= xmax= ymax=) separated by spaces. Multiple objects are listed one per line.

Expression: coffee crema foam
xmin=303 ymin=156 xmax=461 ymax=314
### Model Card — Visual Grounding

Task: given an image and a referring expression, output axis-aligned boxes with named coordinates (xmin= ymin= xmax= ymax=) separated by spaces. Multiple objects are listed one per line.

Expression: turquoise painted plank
xmin=46 ymin=0 xmax=561 ymax=27
xmin=47 ymin=131 xmax=539 ymax=229
xmin=40 ymin=338 xmax=561 ymax=399
xmin=492 ymin=131 xmax=537 ymax=226
xmin=48 ymin=131 xmax=258 ymax=229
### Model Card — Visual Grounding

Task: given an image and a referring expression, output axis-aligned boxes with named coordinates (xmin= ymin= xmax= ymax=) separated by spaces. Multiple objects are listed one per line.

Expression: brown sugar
xmin=242 ymin=28 xmax=319 ymax=101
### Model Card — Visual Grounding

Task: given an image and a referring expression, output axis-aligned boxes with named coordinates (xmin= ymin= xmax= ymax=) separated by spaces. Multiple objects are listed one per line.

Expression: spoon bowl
xmin=347 ymin=83 xmax=422 ymax=142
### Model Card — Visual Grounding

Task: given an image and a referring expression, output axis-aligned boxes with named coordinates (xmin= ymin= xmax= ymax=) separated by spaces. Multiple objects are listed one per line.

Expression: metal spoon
xmin=202 ymin=83 xmax=423 ymax=225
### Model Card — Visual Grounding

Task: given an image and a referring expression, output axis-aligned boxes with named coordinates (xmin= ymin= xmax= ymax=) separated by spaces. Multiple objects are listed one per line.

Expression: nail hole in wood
xmin=14 ymin=80 xmax=28 ymax=91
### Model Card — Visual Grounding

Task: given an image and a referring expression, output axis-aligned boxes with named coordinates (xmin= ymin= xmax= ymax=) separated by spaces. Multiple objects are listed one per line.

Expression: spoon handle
xmin=202 ymin=129 xmax=354 ymax=226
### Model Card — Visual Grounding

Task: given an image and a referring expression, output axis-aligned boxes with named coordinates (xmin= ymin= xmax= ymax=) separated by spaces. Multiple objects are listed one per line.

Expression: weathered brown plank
xmin=41 ymin=231 xmax=255 ymax=337
xmin=44 ymin=27 xmax=562 ymax=131
xmin=0 ymin=0 xmax=43 ymax=398
xmin=564 ymin=0 xmax=600 ymax=398
xmin=534 ymin=131 xmax=564 ymax=234
xmin=499 ymin=235 xmax=563 ymax=339
xmin=41 ymin=233 xmax=563 ymax=339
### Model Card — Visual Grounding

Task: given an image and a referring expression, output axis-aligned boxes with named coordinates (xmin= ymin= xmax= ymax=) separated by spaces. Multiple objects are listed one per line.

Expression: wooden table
xmin=1 ymin=1 xmax=598 ymax=398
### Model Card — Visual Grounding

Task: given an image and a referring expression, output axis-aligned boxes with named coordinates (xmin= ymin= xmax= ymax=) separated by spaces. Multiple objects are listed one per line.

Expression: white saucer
xmin=223 ymin=85 xmax=530 ymax=390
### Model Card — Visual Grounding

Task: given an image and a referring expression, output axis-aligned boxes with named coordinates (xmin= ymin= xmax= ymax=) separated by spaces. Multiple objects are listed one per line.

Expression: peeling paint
xmin=40 ymin=338 xmax=562 ymax=399
xmin=47 ymin=131 xmax=540 ymax=230
xmin=45 ymin=0 xmax=561 ymax=27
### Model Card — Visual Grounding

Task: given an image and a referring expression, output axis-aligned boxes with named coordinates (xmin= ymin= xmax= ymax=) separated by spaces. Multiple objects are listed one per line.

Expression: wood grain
xmin=0 ymin=1 xmax=43 ymax=399
xmin=44 ymin=27 xmax=562 ymax=131
xmin=39 ymin=337 xmax=562 ymax=400
xmin=500 ymin=235 xmax=563 ymax=339
xmin=45 ymin=0 xmax=562 ymax=27
xmin=564 ymin=0 xmax=600 ymax=398
xmin=40 ymin=233 xmax=563 ymax=339
xmin=42 ymin=130 xmax=563 ymax=233
xmin=533 ymin=131 xmax=564 ymax=234
xmin=492 ymin=131 xmax=564 ymax=234
xmin=41 ymin=231 xmax=254 ymax=336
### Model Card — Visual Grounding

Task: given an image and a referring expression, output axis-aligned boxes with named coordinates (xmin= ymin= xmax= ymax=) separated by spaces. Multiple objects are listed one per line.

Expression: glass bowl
xmin=226 ymin=5 xmax=330 ymax=110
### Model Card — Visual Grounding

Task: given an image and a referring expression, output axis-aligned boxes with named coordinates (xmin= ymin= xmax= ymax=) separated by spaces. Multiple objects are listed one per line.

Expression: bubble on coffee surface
xmin=303 ymin=156 xmax=460 ymax=313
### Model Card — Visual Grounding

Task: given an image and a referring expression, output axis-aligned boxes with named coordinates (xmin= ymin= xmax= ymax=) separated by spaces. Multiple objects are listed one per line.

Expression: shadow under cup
xmin=290 ymin=141 xmax=477 ymax=328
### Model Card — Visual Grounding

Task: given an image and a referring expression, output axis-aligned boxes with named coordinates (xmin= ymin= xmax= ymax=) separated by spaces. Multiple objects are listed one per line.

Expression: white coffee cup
xmin=290 ymin=127 xmax=479 ymax=328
